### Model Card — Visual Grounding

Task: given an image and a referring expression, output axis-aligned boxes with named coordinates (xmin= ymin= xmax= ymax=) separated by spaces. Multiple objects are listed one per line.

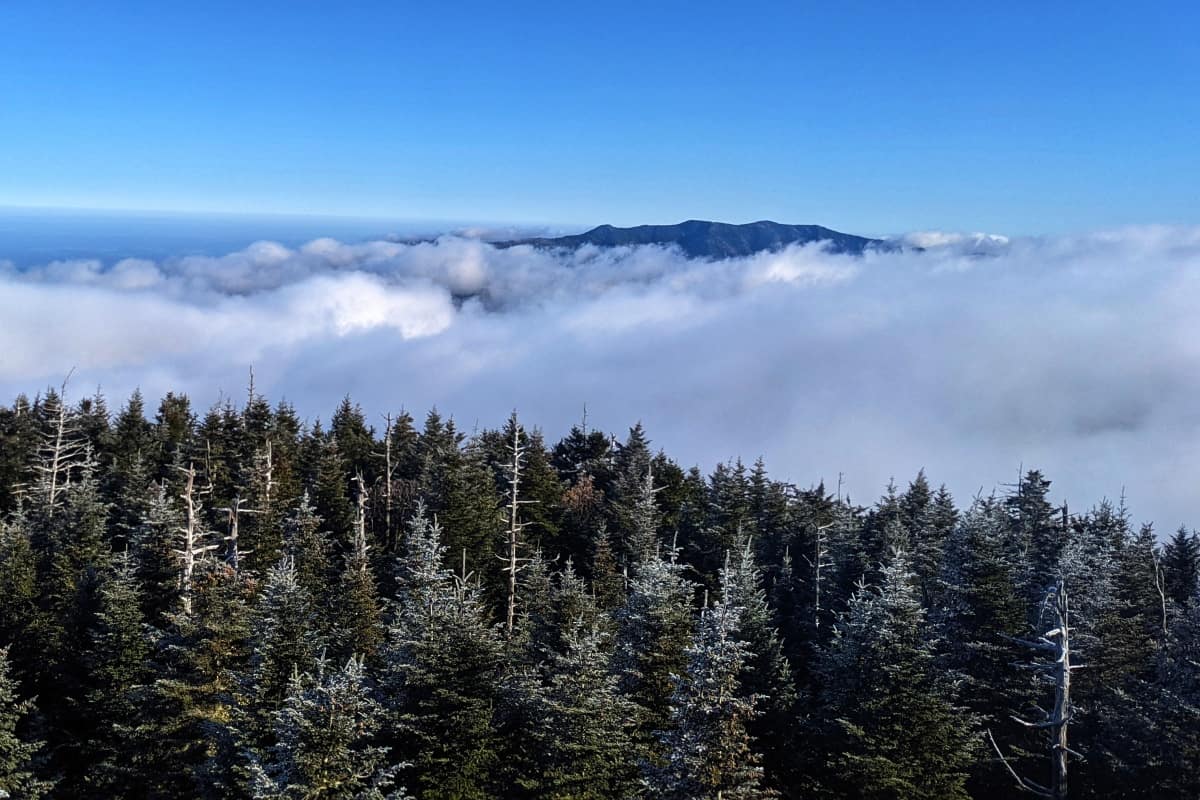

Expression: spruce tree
xmin=0 ymin=647 xmax=51 ymax=799
xmin=652 ymin=601 xmax=773 ymax=800
xmin=516 ymin=623 xmax=641 ymax=799
xmin=248 ymin=655 xmax=407 ymax=799
xmin=816 ymin=550 xmax=975 ymax=799
xmin=614 ymin=544 xmax=695 ymax=748
xmin=84 ymin=553 xmax=155 ymax=796
xmin=385 ymin=507 xmax=503 ymax=800
xmin=1162 ymin=526 xmax=1200 ymax=609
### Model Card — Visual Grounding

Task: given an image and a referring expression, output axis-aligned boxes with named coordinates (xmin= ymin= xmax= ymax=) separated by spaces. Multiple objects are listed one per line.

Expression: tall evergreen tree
xmin=816 ymin=551 xmax=976 ymax=799
xmin=651 ymin=601 xmax=773 ymax=800
xmin=247 ymin=655 xmax=406 ymax=799
xmin=0 ymin=647 xmax=51 ymax=799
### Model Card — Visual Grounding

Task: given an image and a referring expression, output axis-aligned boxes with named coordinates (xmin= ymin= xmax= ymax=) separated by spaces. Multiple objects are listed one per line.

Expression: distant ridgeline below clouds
xmin=2 ymin=219 xmax=1200 ymax=529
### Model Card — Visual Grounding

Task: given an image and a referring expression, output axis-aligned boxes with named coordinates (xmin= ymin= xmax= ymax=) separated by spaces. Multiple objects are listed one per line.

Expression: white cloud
xmin=4 ymin=226 xmax=1200 ymax=529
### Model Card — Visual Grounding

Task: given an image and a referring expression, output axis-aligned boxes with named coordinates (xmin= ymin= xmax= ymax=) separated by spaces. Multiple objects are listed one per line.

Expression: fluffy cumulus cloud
xmin=3 ymin=227 xmax=1200 ymax=529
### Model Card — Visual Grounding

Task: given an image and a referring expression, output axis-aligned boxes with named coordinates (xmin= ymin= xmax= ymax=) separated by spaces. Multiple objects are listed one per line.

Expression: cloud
xmin=3 ymin=226 xmax=1200 ymax=529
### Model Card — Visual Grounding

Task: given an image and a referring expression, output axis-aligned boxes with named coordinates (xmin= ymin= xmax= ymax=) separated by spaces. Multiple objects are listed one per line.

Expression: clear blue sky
xmin=1 ymin=1 xmax=1197 ymax=235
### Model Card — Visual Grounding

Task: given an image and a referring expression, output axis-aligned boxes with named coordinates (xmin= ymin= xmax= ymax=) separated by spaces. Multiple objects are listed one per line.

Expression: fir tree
xmin=816 ymin=550 xmax=976 ymax=799
xmin=1162 ymin=526 xmax=1200 ymax=609
xmin=652 ymin=601 xmax=773 ymax=800
xmin=247 ymin=655 xmax=407 ymax=799
xmin=0 ymin=647 xmax=51 ymax=799
xmin=614 ymin=544 xmax=695 ymax=747
xmin=84 ymin=553 xmax=155 ymax=796
xmin=246 ymin=556 xmax=323 ymax=712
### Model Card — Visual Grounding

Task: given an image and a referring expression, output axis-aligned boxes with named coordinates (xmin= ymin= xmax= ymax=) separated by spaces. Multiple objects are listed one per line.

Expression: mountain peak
xmin=498 ymin=219 xmax=893 ymax=258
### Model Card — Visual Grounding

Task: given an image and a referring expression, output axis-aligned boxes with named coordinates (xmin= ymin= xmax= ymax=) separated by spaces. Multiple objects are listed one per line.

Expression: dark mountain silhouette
xmin=498 ymin=219 xmax=896 ymax=258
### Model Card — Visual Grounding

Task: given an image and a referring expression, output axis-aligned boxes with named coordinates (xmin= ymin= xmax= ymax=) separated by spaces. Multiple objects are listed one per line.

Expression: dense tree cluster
xmin=0 ymin=382 xmax=1198 ymax=798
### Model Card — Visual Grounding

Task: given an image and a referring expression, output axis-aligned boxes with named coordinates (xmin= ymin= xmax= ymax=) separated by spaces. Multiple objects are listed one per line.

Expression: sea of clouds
xmin=3 ymin=226 xmax=1200 ymax=529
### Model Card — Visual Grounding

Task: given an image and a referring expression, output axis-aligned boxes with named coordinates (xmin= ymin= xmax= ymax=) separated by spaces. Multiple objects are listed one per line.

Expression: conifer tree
xmin=615 ymin=543 xmax=695 ymax=745
xmin=246 ymin=556 xmax=323 ymax=712
xmin=329 ymin=483 xmax=383 ymax=664
xmin=386 ymin=504 xmax=503 ymax=800
xmin=520 ymin=623 xmax=641 ymax=799
xmin=1162 ymin=526 xmax=1200 ymax=609
xmin=816 ymin=551 xmax=975 ymax=799
xmin=84 ymin=553 xmax=155 ymax=796
xmin=0 ymin=511 xmax=38 ymax=678
xmin=652 ymin=601 xmax=773 ymax=800
xmin=385 ymin=572 xmax=504 ymax=800
xmin=248 ymin=655 xmax=407 ymax=799
xmin=284 ymin=493 xmax=333 ymax=605
xmin=720 ymin=542 xmax=796 ymax=790
xmin=0 ymin=647 xmax=51 ymax=799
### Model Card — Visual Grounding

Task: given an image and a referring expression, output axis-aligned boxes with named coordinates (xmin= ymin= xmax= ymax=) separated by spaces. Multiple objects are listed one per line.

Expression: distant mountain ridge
xmin=498 ymin=219 xmax=895 ymax=258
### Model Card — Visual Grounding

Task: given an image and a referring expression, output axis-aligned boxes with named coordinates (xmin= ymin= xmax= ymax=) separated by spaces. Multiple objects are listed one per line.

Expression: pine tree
xmin=385 ymin=505 xmax=503 ymax=800
xmin=0 ymin=647 xmax=51 ymax=799
xmin=1162 ymin=526 xmax=1200 ymax=609
xmin=84 ymin=552 xmax=155 ymax=796
xmin=247 ymin=655 xmax=407 ymax=799
xmin=614 ymin=544 xmax=695 ymax=747
xmin=246 ymin=556 xmax=323 ymax=712
xmin=652 ymin=601 xmax=773 ymax=800
xmin=328 ymin=486 xmax=383 ymax=665
xmin=816 ymin=550 xmax=975 ymax=799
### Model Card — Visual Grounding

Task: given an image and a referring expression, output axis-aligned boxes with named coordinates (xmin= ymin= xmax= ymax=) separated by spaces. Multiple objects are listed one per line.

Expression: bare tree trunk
xmin=353 ymin=471 xmax=370 ymax=568
xmin=500 ymin=414 xmax=534 ymax=638
xmin=35 ymin=375 xmax=85 ymax=515
xmin=989 ymin=580 xmax=1078 ymax=799
xmin=1050 ymin=584 xmax=1070 ymax=800
xmin=175 ymin=464 xmax=216 ymax=615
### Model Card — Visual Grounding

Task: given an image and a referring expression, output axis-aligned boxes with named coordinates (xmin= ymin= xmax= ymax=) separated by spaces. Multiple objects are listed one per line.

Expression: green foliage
xmin=2 ymin=386 xmax=1198 ymax=798
xmin=0 ymin=647 xmax=52 ymax=798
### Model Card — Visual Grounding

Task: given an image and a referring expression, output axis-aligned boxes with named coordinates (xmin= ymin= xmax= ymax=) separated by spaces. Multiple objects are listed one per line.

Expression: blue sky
xmin=1 ymin=1 xmax=1197 ymax=235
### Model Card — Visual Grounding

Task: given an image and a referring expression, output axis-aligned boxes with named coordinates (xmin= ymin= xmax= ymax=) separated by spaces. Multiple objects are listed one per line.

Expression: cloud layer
xmin=3 ymin=227 xmax=1200 ymax=529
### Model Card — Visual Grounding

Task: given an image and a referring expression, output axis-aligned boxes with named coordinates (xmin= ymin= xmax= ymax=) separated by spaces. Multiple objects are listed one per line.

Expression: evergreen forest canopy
xmin=0 ymin=381 xmax=1198 ymax=799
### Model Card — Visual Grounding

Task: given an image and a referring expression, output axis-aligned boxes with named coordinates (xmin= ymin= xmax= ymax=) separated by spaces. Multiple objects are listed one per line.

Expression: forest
xmin=0 ymin=381 xmax=1198 ymax=799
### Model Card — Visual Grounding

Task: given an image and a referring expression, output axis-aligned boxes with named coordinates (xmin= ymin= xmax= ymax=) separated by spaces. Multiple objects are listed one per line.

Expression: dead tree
xmin=352 ymin=471 xmax=370 ymax=568
xmin=803 ymin=521 xmax=835 ymax=633
xmin=499 ymin=414 xmax=535 ymax=637
xmin=375 ymin=413 xmax=399 ymax=551
xmin=988 ymin=580 xmax=1081 ymax=799
xmin=174 ymin=464 xmax=217 ymax=615
xmin=217 ymin=495 xmax=258 ymax=573
xmin=33 ymin=374 xmax=88 ymax=516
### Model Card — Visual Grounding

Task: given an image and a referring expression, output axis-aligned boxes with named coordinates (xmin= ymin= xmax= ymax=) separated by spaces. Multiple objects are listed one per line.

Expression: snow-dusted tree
xmin=0 ymin=647 xmax=51 ymax=798
xmin=285 ymin=492 xmax=333 ymax=604
xmin=84 ymin=552 xmax=155 ymax=796
xmin=247 ymin=655 xmax=408 ymax=799
xmin=247 ymin=556 xmax=323 ymax=711
xmin=329 ymin=481 xmax=383 ymax=664
xmin=988 ymin=580 xmax=1080 ymax=800
xmin=615 ymin=543 xmax=695 ymax=740
xmin=521 ymin=622 xmax=641 ymax=799
xmin=651 ymin=599 xmax=773 ymax=800
xmin=718 ymin=542 xmax=795 ymax=789
xmin=817 ymin=550 xmax=975 ymax=799
xmin=385 ymin=507 xmax=503 ymax=800
xmin=935 ymin=498 xmax=1031 ymax=797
